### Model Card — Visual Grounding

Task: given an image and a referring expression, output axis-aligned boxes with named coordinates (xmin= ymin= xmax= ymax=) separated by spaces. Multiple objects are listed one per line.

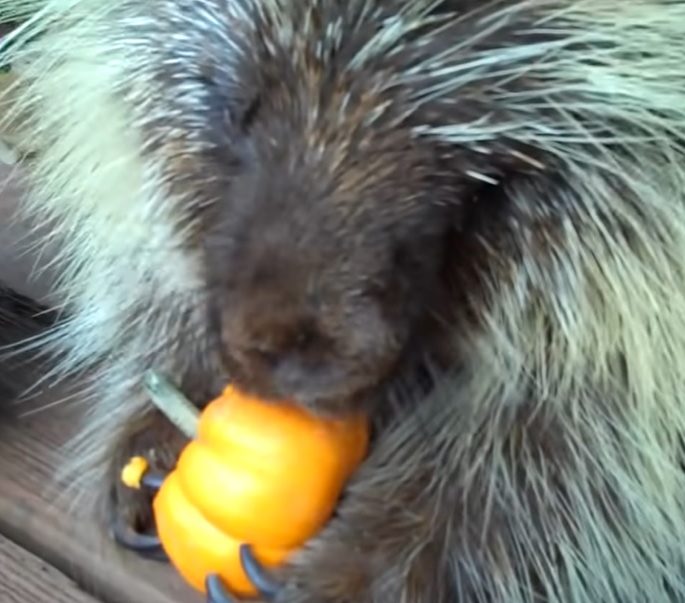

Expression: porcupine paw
xmin=207 ymin=520 xmax=377 ymax=603
xmin=271 ymin=544 xmax=375 ymax=603
xmin=205 ymin=545 xmax=283 ymax=602
xmin=107 ymin=409 xmax=189 ymax=561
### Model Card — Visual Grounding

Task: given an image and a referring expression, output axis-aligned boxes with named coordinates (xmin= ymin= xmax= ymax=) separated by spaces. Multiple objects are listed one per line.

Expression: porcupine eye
xmin=192 ymin=64 xmax=262 ymax=138
xmin=237 ymin=95 xmax=262 ymax=132
xmin=219 ymin=92 xmax=262 ymax=136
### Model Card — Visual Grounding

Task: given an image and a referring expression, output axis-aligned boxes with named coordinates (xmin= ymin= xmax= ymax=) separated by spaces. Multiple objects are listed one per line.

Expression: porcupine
xmin=1 ymin=0 xmax=685 ymax=601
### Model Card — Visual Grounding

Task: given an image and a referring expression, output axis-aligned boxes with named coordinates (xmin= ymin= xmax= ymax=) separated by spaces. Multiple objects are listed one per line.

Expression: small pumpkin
xmin=135 ymin=383 xmax=369 ymax=597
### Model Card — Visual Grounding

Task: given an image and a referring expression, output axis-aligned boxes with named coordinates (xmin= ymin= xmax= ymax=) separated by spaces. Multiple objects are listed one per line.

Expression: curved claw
xmin=239 ymin=544 xmax=281 ymax=600
xmin=204 ymin=546 xmax=281 ymax=602
xmin=140 ymin=470 xmax=165 ymax=490
xmin=109 ymin=512 xmax=169 ymax=562
xmin=206 ymin=575 xmax=236 ymax=603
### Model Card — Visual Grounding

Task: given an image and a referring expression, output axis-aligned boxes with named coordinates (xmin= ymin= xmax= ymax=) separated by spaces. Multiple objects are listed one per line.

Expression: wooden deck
xmin=0 ymin=163 xmax=201 ymax=601
xmin=0 ymin=402 xmax=201 ymax=603
xmin=0 ymin=532 xmax=99 ymax=603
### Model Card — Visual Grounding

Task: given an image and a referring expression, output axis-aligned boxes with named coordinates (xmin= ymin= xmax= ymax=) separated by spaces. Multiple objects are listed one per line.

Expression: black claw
xmin=140 ymin=470 xmax=166 ymax=490
xmin=206 ymin=575 xmax=237 ymax=603
xmin=109 ymin=511 xmax=169 ymax=562
xmin=239 ymin=544 xmax=281 ymax=600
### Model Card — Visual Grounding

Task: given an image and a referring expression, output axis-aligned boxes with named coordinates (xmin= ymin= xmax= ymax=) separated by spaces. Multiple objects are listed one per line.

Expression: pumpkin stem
xmin=143 ymin=370 xmax=200 ymax=438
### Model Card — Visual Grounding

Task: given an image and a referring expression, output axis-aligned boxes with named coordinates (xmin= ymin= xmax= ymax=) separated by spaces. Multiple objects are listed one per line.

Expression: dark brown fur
xmin=2 ymin=1 xmax=685 ymax=602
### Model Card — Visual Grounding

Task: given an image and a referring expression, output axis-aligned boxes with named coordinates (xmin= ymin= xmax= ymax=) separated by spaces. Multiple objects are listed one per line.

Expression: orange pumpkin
xmin=147 ymin=384 xmax=369 ymax=597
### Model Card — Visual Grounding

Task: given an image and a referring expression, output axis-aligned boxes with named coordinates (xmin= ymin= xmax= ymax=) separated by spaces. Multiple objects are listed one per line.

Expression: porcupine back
xmin=2 ymin=2 xmax=685 ymax=600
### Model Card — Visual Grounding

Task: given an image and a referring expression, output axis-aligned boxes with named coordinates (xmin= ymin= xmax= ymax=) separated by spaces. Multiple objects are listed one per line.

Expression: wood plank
xmin=0 ymin=114 xmax=199 ymax=603
xmin=0 ymin=532 xmax=101 ymax=603
xmin=0 ymin=393 xmax=201 ymax=603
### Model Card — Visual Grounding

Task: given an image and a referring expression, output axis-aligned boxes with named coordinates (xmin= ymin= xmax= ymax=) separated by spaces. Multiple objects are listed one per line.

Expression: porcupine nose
xmin=228 ymin=307 xmax=314 ymax=374
xmin=223 ymin=277 xmax=289 ymax=342
xmin=219 ymin=275 xmax=338 ymax=399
